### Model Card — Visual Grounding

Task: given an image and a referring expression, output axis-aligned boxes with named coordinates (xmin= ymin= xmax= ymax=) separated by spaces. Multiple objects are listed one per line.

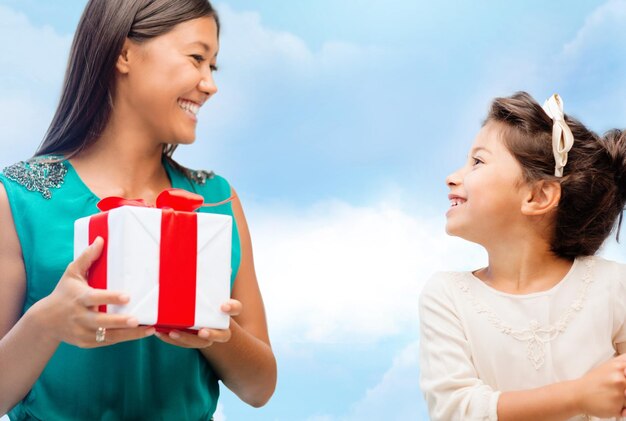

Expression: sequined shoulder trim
xmin=2 ymin=156 xmax=68 ymax=199
xmin=189 ymin=169 xmax=215 ymax=186
xmin=163 ymin=157 xmax=215 ymax=186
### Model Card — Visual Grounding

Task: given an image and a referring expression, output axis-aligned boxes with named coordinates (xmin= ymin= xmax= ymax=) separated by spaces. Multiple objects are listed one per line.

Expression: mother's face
xmin=114 ymin=16 xmax=219 ymax=145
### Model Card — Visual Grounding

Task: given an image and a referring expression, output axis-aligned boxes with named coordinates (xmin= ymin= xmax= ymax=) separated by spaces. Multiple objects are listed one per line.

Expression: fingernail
xmin=199 ymin=330 xmax=210 ymax=339
xmin=170 ymin=331 xmax=180 ymax=339
xmin=126 ymin=317 xmax=139 ymax=327
xmin=146 ymin=328 xmax=156 ymax=337
xmin=119 ymin=294 xmax=130 ymax=302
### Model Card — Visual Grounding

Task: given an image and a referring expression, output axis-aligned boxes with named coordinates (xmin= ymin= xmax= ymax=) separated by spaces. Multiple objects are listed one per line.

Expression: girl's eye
xmin=210 ymin=64 xmax=218 ymax=72
xmin=472 ymin=157 xmax=484 ymax=166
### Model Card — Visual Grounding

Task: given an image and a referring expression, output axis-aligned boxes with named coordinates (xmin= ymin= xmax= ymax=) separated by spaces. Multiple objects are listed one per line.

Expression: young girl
xmin=420 ymin=91 xmax=626 ymax=420
xmin=0 ymin=0 xmax=276 ymax=419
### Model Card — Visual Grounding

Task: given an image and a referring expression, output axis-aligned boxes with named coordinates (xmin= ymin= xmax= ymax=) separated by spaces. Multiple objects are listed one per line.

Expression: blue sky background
xmin=1 ymin=1 xmax=626 ymax=420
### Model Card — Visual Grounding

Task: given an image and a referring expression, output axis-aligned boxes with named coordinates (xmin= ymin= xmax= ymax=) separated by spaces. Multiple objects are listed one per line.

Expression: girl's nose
xmin=446 ymin=169 xmax=462 ymax=187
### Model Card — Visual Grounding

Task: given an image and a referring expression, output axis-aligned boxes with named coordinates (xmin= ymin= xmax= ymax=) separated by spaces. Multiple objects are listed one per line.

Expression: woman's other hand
xmin=154 ymin=299 xmax=242 ymax=348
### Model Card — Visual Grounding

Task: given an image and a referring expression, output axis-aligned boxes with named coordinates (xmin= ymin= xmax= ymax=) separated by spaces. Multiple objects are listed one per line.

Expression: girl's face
xmin=445 ymin=121 xmax=529 ymax=245
xmin=118 ymin=16 xmax=219 ymax=144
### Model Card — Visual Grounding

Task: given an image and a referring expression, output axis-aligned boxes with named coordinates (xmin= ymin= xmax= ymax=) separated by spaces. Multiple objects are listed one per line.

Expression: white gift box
xmin=74 ymin=205 xmax=232 ymax=330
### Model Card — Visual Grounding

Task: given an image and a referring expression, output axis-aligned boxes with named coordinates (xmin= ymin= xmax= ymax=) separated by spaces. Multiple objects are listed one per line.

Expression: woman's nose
xmin=199 ymin=74 xmax=218 ymax=97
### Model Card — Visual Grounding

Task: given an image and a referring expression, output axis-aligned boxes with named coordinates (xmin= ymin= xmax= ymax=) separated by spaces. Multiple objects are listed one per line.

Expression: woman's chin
xmin=173 ymin=135 xmax=197 ymax=146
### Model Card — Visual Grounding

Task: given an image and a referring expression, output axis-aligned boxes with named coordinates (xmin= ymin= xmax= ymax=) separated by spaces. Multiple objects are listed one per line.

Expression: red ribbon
xmin=88 ymin=189 xmax=209 ymax=328
xmin=97 ymin=188 xmax=205 ymax=212
xmin=88 ymin=214 xmax=109 ymax=313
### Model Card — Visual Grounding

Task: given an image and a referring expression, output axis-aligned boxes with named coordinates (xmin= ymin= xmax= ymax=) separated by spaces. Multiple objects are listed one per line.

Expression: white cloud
xmin=216 ymin=4 xmax=374 ymax=76
xmin=345 ymin=340 xmax=427 ymax=420
xmin=181 ymin=3 xmax=383 ymax=171
xmin=248 ymin=197 xmax=485 ymax=344
xmin=0 ymin=6 xmax=71 ymax=166
xmin=454 ymin=0 xmax=626 ymax=146
xmin=551 ymin=0 xmax=626 ymax=126
xmin=561 ymin=0 xmax=626 ymax=59
xmin=303 ymin=340 xmax=428 ymax=421
xmin=0 ymin=96 xmax=53 ymax=161
xmin=217 ymin=6 xmax=311 ymax=68
xmin=0 ymin=6 xmax=70 ymax=89
xmin=213 ymin=403 xmax=226 ymax=421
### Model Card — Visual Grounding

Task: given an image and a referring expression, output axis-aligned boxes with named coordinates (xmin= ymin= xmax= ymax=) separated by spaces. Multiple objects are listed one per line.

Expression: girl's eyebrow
xmin=470 ymin=146 xmax=491 ymax=155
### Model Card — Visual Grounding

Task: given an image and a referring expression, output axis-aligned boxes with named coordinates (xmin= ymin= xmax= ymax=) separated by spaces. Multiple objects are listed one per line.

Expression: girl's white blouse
xmin=419 ymin=256 xmax=626 ymax=421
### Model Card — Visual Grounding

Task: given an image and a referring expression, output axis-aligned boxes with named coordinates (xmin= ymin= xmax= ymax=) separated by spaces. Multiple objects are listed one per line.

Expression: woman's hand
xmin=574 ymin=353 xmax=626 ymax=417
xmin=154 ymin=299 xmax=242 ymax=348
xmin=35 ymin=237 xmax=155 ymax=348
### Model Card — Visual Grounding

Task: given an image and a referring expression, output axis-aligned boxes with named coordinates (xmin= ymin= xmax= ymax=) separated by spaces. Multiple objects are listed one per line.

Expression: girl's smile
xmin=445 ymin=121 xmax=528 ymax=245
xmin=446 ymin=194 xmax=467 ymax=216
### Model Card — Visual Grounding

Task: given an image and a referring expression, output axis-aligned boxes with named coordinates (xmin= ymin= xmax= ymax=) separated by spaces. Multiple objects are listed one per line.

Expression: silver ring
xmin=95 ymin=327 xmax=106 ymax=343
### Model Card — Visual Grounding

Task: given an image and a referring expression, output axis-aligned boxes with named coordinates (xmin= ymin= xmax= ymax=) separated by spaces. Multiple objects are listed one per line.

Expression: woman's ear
xmin=521 ymin=180 xmax=561 ymax=216
xmin=116 ymin=39 xmax=133 ymax=74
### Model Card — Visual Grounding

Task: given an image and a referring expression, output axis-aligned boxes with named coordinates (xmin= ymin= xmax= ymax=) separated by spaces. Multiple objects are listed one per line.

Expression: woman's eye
xmin=191 ymin=54 xmax=206 ymax=63
xmin=472 ymin=157 xmax=484 ymax=166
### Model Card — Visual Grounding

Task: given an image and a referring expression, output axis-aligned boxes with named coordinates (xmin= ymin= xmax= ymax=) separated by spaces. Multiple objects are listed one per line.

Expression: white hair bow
xmin=542 ymin=94 xmax=574 ymax=177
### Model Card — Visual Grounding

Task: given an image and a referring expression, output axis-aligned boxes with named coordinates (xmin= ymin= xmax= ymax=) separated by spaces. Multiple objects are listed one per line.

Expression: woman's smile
xmin=177 ymin=98 xmax=201 ymax=122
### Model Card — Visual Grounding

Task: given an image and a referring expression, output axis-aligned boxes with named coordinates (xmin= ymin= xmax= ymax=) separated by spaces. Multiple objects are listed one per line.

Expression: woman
xmin=0 ymin=0 xmax=276 ymax=419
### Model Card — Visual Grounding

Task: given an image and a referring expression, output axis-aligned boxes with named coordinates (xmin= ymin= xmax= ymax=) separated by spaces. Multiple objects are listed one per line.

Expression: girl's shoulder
xmin=422 ymin=270 xmax=465 ymax=292
xmin=419 ymin=270 xmax=469 ymax=309
xmin=422 ymin=270 xmax=476 ymax=292
xmin=590 ymin=255 xmax=626 ymax=285
xmin=591 ymin=255 xmax=626 ymax=269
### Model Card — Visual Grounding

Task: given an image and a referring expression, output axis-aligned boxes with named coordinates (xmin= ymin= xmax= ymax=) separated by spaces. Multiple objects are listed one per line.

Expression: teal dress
xmin=0 ymin=155 xmax=241 ymax=421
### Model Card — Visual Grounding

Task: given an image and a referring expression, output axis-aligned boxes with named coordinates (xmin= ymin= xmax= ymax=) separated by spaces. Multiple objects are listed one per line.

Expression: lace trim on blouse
xmin=454 ymin=258 xmax=595 ymax=370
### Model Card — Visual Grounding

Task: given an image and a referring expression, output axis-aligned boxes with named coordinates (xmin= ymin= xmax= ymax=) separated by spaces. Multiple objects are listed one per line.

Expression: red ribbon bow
xmin=97 ymin=188 xmax=205 ymax=212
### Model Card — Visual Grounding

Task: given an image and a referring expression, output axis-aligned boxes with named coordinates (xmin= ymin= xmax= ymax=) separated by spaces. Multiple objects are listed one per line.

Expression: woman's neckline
xmin=466 ymin=257 xmax=582 ymax=298
xmin=62 ymin=155 xmax=176 ymax=202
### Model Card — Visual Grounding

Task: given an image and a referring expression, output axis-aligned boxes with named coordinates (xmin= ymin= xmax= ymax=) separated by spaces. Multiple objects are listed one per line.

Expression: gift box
xmin=74 ymin=189 xmax=232 ymax=331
